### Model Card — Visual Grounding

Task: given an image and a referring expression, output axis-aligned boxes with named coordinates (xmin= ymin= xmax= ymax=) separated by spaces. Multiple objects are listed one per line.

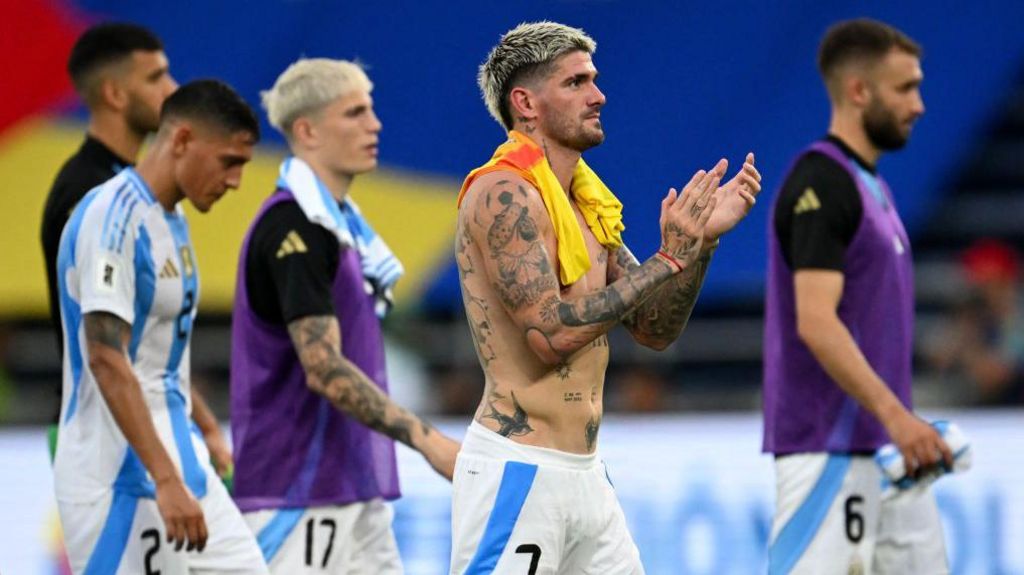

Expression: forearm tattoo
xmin=468 ymin=180 xmax=680 ymax=361
xmin=617 ymin=244 xmax=713 ymax=344
xmin=662 ymin=221 xmax=700 ymax=263
xmin=84 ymin=312 xmax=128 ymax=352
xmin=288 ymin=316 xmax=431 ymax=448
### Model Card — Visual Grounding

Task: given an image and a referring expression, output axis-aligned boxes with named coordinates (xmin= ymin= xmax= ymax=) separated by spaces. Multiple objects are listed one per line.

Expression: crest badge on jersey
xmin=180 ymin=247 xmax=195 ymax=277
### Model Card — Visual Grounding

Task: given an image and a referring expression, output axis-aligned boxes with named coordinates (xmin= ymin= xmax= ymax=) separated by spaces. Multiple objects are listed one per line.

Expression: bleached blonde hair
xmin=478 ymin=21 xmax=596 ymax=130
xmin=261 ymin=58 xmax=372 ymax=138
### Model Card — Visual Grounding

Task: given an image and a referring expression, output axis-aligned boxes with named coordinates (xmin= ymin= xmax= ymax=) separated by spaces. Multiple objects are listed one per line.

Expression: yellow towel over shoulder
xmin=458 ymin=130 xmax=624 ymax=285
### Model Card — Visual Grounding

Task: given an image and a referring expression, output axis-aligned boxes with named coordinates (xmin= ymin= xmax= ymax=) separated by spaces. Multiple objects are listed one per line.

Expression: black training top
xmin=40 ymin=135 xmax=131 ymax=421
xmin=244 ymin=200 xmax=341 ymax=326
xmin=41 ymin=136 xmax=131 ymax=348
xmin=773 ymin=135 xmax=874 ymax=271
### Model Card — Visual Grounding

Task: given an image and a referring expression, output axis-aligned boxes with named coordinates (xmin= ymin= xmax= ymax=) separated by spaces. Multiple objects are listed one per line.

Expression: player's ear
xmin=99 ymin=75 xmax=127 ymax=112
xmin=170 ymin=122 xmax=194 ymax=156
xmin=847 ymin=74 xmax=871 ymax=109
xmin=508 ymin=86 xmax=538 ymax=124
xmin=291 ymin=116 xmax=318 ymax=150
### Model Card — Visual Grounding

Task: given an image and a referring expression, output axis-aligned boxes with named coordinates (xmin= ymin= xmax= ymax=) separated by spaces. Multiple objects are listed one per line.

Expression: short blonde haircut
xmin=478 ymin=21 xmax=596 ymax=130
xmin=261 ymin=58 xmax=372 ymax=138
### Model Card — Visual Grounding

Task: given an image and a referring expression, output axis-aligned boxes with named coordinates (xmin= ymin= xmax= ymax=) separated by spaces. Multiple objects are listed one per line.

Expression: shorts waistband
xmin=462 ymin=421 xmax=599 ymax=470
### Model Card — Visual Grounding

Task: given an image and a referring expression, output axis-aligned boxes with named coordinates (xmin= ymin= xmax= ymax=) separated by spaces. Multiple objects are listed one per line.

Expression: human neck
xmin=87 ymin=111 xmax=146 ymax=164
xmin=516 ymin=128 xmax=580 ymax=194
xmin=135 ymin=140 xmax=180 ymax=212
xmin=828 ymin=110 xmax=881 ymax=168
xmin=299 ymin=153 xmax=353 ymax=203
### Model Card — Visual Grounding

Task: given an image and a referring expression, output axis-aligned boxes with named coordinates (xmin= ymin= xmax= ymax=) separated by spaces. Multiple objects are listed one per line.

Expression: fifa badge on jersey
xmin=892 ymin=234 xmax=905 ymax=255
xmin=96 ymin=255 xmax=118 ymax=293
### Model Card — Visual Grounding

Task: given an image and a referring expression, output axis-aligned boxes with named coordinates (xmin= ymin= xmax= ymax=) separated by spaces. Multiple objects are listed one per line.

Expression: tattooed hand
xmin=704 ymin=152 xmax=762 ymax=240
xmin=658 ymin=161 xmax=725 ymax=271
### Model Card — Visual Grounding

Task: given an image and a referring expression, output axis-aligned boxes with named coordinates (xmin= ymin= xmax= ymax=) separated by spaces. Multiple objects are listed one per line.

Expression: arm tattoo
xmin=455 ymin=225 xmax=476 ymax=276
xmin=485 ymin=187 xmax=558 ymax=310
xmin=539 ymin=295 xmax=560 ymax=325
xmin=553 ymin=256 xmax=671 ymax=328
xmin=457 ymin=222 xmax=498 ymax=367
xmin=557 ymin=289 xmax=627 ymax=326
xmin=83 ymin=312 xmax=128 ymax=352
xmin=471 ymin=181 xmax=675 ymax=361
xmin=662 ymin=222 xmax=700 ymax=263
xmin=479 ymin=390 xmax=534 ymax=438
xmin=288 ymin=315 xmax=430 ymax=448
xmin=617 ymin=244 xmax=714 ymax=345
xmin=463 ymin=289 xmax=498 ymax=367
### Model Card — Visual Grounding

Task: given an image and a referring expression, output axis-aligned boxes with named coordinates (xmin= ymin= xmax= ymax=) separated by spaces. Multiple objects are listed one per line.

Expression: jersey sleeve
xmin=75 ymin=199 xmax=137 ymax=324
xmin=249 ymin=202 xmax=338 ymax=324
xmin=774 ymin=152 xmax=862 ymax=271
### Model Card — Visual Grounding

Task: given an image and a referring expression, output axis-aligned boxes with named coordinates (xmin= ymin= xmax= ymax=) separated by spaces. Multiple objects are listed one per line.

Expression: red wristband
xmin=656 ymin=250 xmax=685 ymax=273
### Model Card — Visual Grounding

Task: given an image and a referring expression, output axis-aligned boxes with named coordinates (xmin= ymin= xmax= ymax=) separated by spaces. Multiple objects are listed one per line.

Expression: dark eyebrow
xmin=146 ymin=66 xmax=168 ymax=82
xmin=898 ymin=78 xmax=922 ymax=91
xmin=565 ymin=72 xmax=594 ymax=85
xmin=220 ymin=153 xmax=249 ymax=166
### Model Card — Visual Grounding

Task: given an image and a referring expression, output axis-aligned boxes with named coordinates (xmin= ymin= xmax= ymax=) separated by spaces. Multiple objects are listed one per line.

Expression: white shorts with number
xmin=450 ymin=421 xmax=644 ymax=575
xmin=58 ymin=472 xmax=268 ymax=574
xmin=243 ymin=499 xmax=402 ymax=574
xmin=768 ymin=453 xmax=948 ymax=574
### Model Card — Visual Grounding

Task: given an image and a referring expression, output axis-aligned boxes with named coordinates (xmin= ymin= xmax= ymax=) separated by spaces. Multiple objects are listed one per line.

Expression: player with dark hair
xmin=40 ymin=24 xmax=232 ymax=485
xmin=43 ymin=22 xmax=175 ymax=354
xmin=54 ymin=79 xmax=268 ymax=573
xmin=763 ymin=18 xmax=951 ymax=573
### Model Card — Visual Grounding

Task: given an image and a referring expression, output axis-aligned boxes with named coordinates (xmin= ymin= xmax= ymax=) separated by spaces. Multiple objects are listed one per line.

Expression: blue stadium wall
xmin=19 ymin=1 xmax=1024 ymax=312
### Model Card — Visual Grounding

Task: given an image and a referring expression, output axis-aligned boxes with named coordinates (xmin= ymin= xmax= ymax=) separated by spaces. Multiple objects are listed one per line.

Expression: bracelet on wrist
xmin=656 ymin=250 xmax=685 ymax=273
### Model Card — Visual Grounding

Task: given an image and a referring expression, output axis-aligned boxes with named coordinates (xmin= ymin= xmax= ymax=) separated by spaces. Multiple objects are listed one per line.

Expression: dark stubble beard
xmin=548 ymin=107 xmax=605 ymax=152
xmin=862 ymin=95 xmax=909 ymax=151
xmin=125 ymin=94 xmax=161 ymax=138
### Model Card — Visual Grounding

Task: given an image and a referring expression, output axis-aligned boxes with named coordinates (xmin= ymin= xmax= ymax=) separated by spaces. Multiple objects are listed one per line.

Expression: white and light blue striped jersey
xmin=54 ymin=168 xmax=209 ymax=504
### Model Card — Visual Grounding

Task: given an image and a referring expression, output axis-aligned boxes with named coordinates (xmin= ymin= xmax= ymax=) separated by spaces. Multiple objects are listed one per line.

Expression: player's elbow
xmin=635 ymin=335 xmax=673 ymax=352
xmin=86 ymin=346 xmax=124 ymax=385
xmin=796 ymin=310 xmax=831 ymax=350
xmin=524 ymin=327 xmax=571 ymax=366
xmin=629 ymin=326 xmax=679 ymax=351
xmin=87 ymin=356 xmax=113 ymax=383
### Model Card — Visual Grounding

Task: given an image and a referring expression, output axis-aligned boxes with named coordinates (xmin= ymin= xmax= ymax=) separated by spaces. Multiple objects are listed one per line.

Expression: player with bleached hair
xmin=230 ymin=57 xmax=459 ymax=574
xmin=451 ymin=21 xmax=761 ymax=574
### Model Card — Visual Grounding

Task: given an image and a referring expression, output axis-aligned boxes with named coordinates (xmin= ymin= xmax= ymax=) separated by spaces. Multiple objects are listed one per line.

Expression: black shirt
xmin=41 ymin=136 xmax=132 ymax=350
xmin=773 ymin=135 xmax=874 ymax=271
xmin=245 ymin=200 xmax=341 ymax=325
xmin=40 ymin=136 xmax=131 ymax=422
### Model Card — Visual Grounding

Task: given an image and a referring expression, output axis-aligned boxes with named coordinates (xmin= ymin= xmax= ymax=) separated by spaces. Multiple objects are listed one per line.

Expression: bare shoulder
xmin=461 ymin=171 xmax=548 ymax=227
